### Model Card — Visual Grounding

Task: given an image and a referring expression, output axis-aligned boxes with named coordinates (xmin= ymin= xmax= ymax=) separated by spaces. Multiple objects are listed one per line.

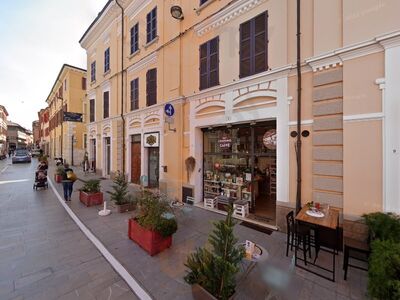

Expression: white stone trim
xmin=343 ymin=112 xmax=384 ymax=122
xmin=194 ymin=0 xmax=267 ymax=36
xmin=127 ymin=52 xmax=157 ymax=75
xmin=288 ymin=119 xmax=313 ymax=126
xmin=126 ymin=0 xmax=152 ymax=21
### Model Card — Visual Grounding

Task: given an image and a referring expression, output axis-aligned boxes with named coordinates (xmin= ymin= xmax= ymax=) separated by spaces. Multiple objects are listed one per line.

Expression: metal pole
xmin=71 ymin=134 xmax=74 ymax=166
xmin=295 ymin=0 xmax=302 ymax=214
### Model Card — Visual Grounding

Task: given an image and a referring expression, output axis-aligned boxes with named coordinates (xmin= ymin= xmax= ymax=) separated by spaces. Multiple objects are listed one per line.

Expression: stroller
xmin=33 ymin=162 xmax=49 ymax=190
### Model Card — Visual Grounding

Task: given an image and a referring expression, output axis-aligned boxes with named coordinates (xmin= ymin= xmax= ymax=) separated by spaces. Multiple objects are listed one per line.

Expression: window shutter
xmin=254 ymin=12 xmax=268 ymax=74
xmin=130 ymin=78 xmax=139 ymax=111
xmin=82 ymin=77 xmax=87 ymax=90
xmin=199 ymin=43 xmax=208 ymax=90
xmin=209 ymin=37 xmax=219 ymax=87
xmin=146 ymin=69 xmax=157 ymax=106
xmin=103 ymin=91 xmax=109 ymax=119
xmin=240 ymin=20 xmax=251 ymax=78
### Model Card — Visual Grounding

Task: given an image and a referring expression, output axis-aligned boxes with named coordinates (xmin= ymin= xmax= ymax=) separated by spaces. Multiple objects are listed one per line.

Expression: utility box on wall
xmin=182 ymin=185 xmax=194 ymax=204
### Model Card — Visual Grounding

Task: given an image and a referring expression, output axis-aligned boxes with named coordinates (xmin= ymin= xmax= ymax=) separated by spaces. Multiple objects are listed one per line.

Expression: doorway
xmin=90 ymin=139 xmax=96 ymax=171
xmin=104 ymin=137 xmax=111 ymax=176
xmin=131 ymin=135 xmax=141 ymax=184
xmin=148 ymin=147 xmax=159 ymax=188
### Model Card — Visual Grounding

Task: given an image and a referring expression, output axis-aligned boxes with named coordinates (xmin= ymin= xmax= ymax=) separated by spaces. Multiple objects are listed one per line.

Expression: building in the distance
xmin=38 ymin=108 xmax=50 ymax=155
xmin=0 ymin=105 xmax=8 ymax=157
xmin=46 ymin=64 xmax=87 ymax=165
xmin=32 ymin=120 xmax=40 ymax=148
xmin=7 ymin=121 xmax=29 ymax=150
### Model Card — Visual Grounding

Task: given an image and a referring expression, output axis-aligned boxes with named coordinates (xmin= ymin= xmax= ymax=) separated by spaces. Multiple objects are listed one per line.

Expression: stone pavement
xmin=0 ymin=158 xmax=138 ymax=300
xmin=48 ymin=163 xmax=368 ymax=300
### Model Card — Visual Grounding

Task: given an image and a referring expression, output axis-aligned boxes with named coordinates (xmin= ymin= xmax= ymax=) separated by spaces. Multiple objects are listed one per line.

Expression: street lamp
xmin=170 ymin=5 xmax=184 ymax=20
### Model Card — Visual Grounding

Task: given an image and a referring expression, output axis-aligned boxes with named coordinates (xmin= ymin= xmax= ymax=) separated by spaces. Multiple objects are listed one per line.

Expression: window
xmin=89 ymin=99 xmax=95 ymax=122
xmin=146 ymin=68 xmax=157 ymax=106
xmin=103 ymin=91 xmax=109 ymax=119
xmin=58 ymin=85 xmax=63 ymax=98
xmin=104 ymin=48 xmax=110 ymax=73
xmin=82 ymin=77 xmax=87 ymax=90
xmin=200 ymin=0 xmax=209 ymax=5
xmin=130 ymin=78 xmax=139 ymax=111
xmin=200 ymin=37 xmax=219 ymax=90
xmin=130 ymin=23 xmax=139 ymax=54
xmin=146 ymin=7 xmax=157 ymax=43
xmin=64 ymin=79 xmax=67 ymax=91
xmin=240 ymin=11 xmax=268 ymax=78
xmin=91 ymin=61 xmax=96 ymax=82
xmin=83 ymin=134 xmax=87 ymax=150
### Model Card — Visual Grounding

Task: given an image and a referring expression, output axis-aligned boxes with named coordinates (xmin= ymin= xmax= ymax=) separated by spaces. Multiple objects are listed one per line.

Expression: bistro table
xmin=295 ymin=205 xmax=340 ymax=281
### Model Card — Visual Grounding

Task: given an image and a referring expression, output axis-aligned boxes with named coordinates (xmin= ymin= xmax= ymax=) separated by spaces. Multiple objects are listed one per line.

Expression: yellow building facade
xmin=47 ymin=64 xmax=87 ymax=166
xmin=81 ymin=0 xmax=400 ymax=231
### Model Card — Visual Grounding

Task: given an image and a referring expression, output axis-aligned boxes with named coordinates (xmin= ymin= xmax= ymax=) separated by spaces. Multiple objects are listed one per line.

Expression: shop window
xmin=240 ymin=11 xmax=268 ymax=78
xmin=146 ymin=7 xmax=157 ymax=43
xmin=200 ymin=36 xmax=219 ymax=90
xmin=130 ymin=23 xmax=139 ymax=54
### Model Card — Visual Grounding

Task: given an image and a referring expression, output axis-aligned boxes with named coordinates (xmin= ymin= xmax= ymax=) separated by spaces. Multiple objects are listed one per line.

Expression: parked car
xmin=31 ymin=149 xmax=41 ymax=157
xmin=12 ymin=149 xmax=31 ymax=164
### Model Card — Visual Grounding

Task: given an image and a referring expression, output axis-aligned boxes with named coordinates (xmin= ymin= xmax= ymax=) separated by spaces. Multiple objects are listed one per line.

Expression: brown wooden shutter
xmin=82 ymin=77 xmax=87 ymax=90
xmin=103 ymin=92 xmax=109 ymax=119
xmin=146 ymin=69 xmax=157 ymax=106
xmin=209 ymin=37 xmax=219 ymax=87
xmin=254 ymin=12 xmax=268 ymax=74
xmin=199 ymin=43 xmax=208 ymax=90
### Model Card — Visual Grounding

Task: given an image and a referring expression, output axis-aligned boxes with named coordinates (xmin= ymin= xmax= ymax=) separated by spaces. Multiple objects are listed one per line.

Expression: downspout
xmin=295 ymin=0 xmax=302 ymax=213
xmin=115 ymin=0 xmax=126 ymax=176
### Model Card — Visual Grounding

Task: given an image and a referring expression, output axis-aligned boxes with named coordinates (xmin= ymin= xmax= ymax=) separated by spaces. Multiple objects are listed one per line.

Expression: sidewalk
xmin=50 ymin=163 xmax=368 ymax=300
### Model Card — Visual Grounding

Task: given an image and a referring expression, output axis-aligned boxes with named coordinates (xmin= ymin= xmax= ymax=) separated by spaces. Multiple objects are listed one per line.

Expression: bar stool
xmin=204 ymin=197 xmax=217 ymax=209
xmin=343 ymin=237 xmax=370 ymax=280
xmin=286 ymin=211 xmax=312 ymax=265
xmin=233 ymin=200 xmax=249 ymax=218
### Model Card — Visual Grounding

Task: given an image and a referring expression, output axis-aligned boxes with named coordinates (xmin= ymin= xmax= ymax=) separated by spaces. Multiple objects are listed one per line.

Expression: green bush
xmin=80 ymin=179 xmax=101 ymax=193
xmin=184 ymin=207 xmax=245 ymax=300
xmin=108 ymin=171 xmax=129 ymax=205
xmin=136 ymin=191 xmax=177 ymax=237
xmin=368 ymin=239 xmax=400 ymax=300
xmin=363 ymin=212 xmax=400 ymax=242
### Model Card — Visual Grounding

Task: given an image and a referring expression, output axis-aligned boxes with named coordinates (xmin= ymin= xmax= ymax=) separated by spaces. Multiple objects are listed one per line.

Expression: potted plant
xmin=184 ymin=207 xmax=245 ymax=300
xmin=79 ymin=179 xmax=103 ymax=207
xmin=108 ymin=171 xmax=136 ymax=213
xmin=55 ymin=166 xmax=64 ymax=183
xmin=363 ymin=212 xmax=400 ymax=299
xmin=128 ymin=191 xmax=177 ymax=256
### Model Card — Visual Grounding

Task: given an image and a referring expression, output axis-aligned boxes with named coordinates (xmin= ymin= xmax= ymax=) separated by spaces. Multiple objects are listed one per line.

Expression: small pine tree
xmin=184 ymin=207 xmax=245 ymax=300
xmin=109 ymin=171 xmax=129 ymax=205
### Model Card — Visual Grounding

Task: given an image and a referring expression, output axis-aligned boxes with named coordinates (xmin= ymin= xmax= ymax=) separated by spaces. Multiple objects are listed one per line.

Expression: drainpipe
xmin=115 ymin=0 xmax=126 ymax=176
xmin=295 ymin=0 xmax=302 ymax=213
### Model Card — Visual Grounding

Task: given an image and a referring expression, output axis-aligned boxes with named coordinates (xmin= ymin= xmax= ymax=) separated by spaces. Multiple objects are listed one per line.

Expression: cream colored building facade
xmin=46 ymin=64 xmax=87 ymax=166
xmin=81 ymin=0 xmax=400 ymax=231
xmin=0 ymin=105 xmax=8 ymax=156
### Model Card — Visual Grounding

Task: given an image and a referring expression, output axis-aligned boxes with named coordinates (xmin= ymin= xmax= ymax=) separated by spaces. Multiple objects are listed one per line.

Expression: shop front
xmin=202 ymin=121 xmax=277 ymax=224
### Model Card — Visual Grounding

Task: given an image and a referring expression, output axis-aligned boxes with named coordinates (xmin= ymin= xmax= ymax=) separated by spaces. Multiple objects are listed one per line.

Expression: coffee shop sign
xmin=218 ymin=134 xmax=232 ymax=149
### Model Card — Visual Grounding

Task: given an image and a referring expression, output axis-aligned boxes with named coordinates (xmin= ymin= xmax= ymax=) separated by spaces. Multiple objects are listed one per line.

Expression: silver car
xmin=12 ymin=149 xmax=31 ymax=164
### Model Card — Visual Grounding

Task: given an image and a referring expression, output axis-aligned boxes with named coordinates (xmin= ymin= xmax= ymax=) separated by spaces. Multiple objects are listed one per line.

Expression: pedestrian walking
xmin=61 ymin=163 xmax=76 ymax=201
xmin=83 ymin=151 xmax=89 ymax=175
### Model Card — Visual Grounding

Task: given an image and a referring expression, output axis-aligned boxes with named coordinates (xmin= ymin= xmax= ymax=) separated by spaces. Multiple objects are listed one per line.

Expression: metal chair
xmin=286 ymin=211 xmax=311 ymax=265
xmin=343 ymin=237 xmax=370 ymax=280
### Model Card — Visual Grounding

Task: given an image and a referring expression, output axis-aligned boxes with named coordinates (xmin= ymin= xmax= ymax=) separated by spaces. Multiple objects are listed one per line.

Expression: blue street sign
xmin=164 ymin=103 xmax=175 ymax=117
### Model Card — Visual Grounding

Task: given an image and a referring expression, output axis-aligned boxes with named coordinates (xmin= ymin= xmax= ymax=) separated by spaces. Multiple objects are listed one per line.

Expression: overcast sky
xmin=0 ymin=0 xmax=106 ymax=130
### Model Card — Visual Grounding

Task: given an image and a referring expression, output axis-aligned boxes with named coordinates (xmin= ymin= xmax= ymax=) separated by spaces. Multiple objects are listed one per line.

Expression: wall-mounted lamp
xmin=170 ymin=5 xmax=184 ymax=20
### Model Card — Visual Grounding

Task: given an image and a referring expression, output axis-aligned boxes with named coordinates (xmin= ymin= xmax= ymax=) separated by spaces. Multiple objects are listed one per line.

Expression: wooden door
xmin=131 ymin=142 xmax=141 ymax=184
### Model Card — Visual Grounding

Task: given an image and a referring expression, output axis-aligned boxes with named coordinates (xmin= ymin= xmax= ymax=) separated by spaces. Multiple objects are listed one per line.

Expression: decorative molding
xmin=343 ymin=112 xmax=384 ymax=122
xmin=376 ymin=30 xmax=400 ymax=49
xmin=194 ymin=0 xmax=267 ymax=36
xmin=101 ymin=79 xmax=111 ymax=92
xmin=127 ymin=52 xmax=157 ymax=75
xmin=338 ymin=43 xmax=383 ymax=61
xmin=288 ymin=120 xmax=314 ymax=126
xmin=126 ymin=0 xmax=152 ymax=21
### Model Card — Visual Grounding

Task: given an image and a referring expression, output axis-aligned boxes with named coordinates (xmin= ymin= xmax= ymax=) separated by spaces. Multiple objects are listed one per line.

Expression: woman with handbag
xmin=61 ymin=163 xmax=76 ymax=201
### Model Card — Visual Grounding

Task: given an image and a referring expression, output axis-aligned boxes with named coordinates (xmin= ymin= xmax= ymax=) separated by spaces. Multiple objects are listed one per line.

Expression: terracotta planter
xmin=79 ymin=191 xmax=103 ymax=207
xmin=55 ymin=174 xmax=62 ymax=183
xmin=128 ymin=218 xmax=172 ymax=256
xmin=115 ymin=203 xmax=136 ymax=213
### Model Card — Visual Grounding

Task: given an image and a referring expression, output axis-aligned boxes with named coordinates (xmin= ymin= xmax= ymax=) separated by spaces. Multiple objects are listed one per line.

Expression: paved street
xmin=0 ymin=158 xmax=138 ymax=300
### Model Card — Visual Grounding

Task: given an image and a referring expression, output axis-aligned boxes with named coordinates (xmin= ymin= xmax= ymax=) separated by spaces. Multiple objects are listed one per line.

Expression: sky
xmin=0 ymin=0 xmax=106 ymax=130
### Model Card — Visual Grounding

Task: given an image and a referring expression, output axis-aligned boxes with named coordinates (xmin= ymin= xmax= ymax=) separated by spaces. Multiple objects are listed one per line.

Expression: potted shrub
xmin=363 ymin=212 xmax=400 ymax=299
xmin=108 ymin=171 xmax=136 ymax=213
xmin=79 ymin=179 xmax=103 ymax=207
xmin=55 ymin=166 xmax=64 ymax=183
xmin=184 ymin=207 xmax=245 ymax=300
xmin=128 ymin=191 xmax=177 ymax=256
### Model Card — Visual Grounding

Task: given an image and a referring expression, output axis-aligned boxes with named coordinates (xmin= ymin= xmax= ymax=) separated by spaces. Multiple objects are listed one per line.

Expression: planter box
xmin=116 ymin=203 xmax=136 ymax=213
xmin=79 ymin=191 xmax=103 ymax=207
xmin=192 ymin=284 xmax=217 ymax=300
xmin=128 ymin=218 xmax=172 ymax=256
xmin=55 ymin=174 xmax=62 ymax=183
